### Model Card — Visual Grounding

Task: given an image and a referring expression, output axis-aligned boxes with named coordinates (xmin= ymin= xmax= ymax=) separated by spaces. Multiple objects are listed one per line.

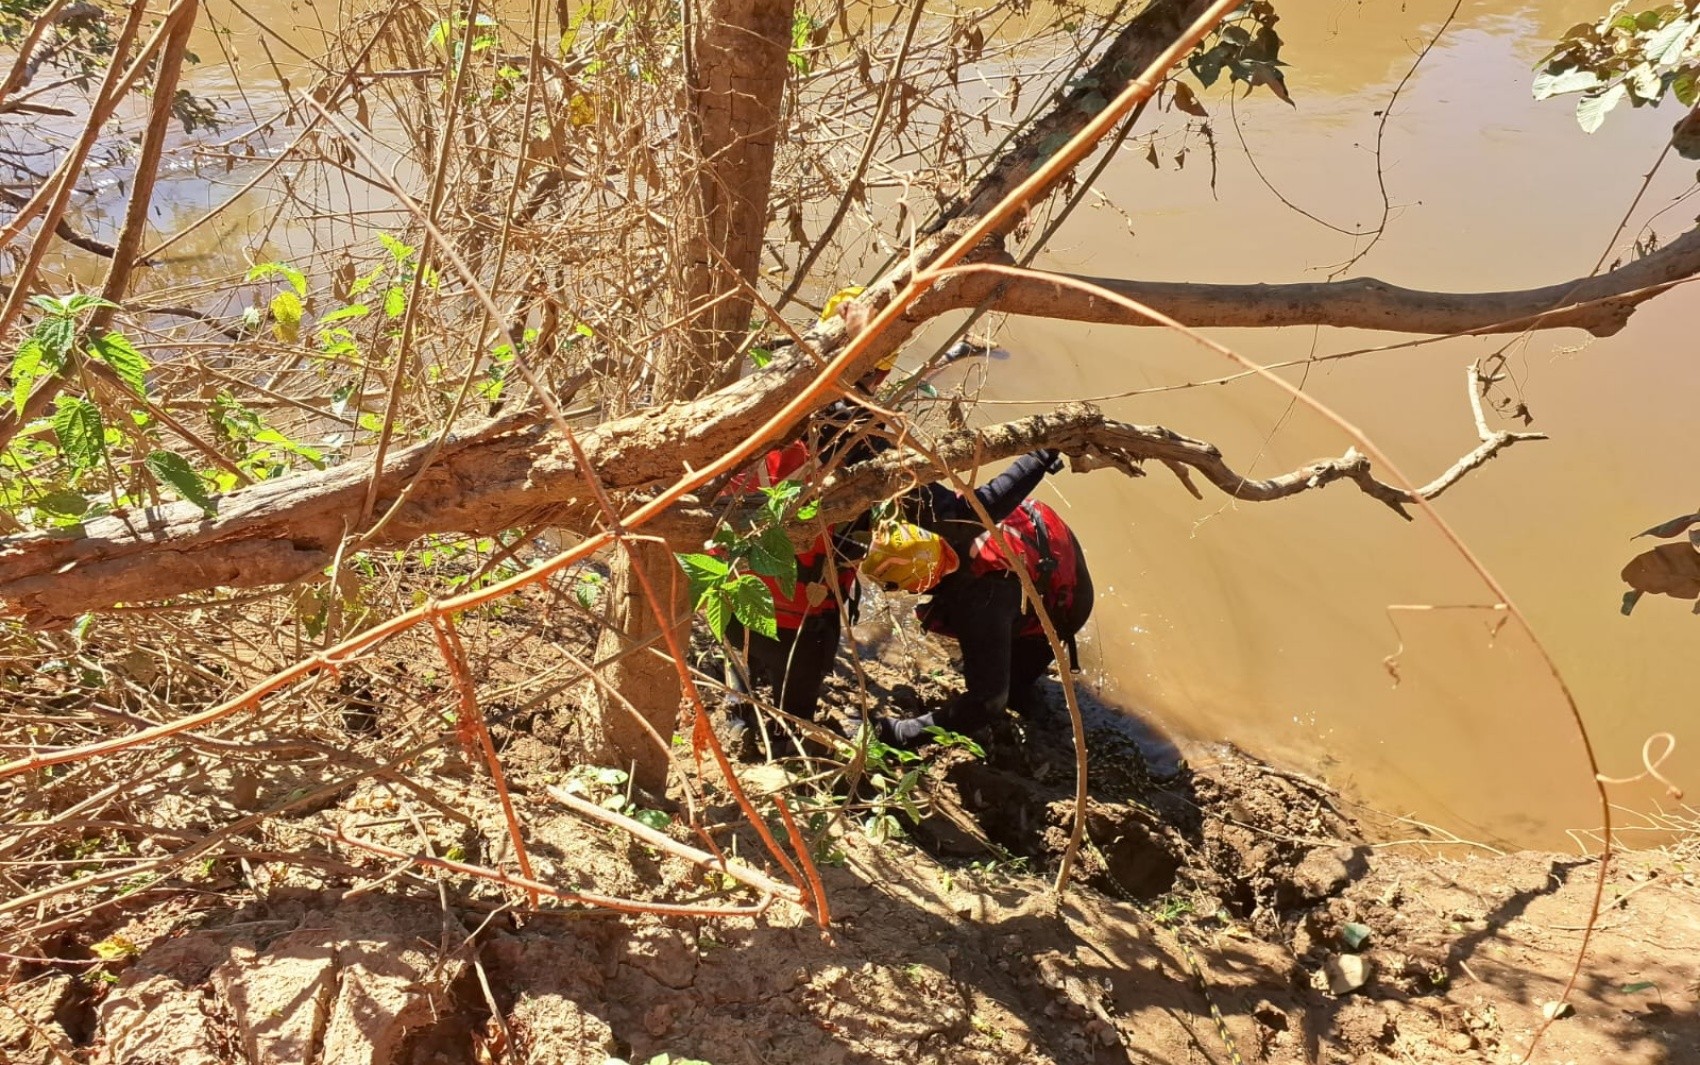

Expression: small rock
xmin=1540 ymin=999 xmax=1574 ymax=1020
xmin=1291 ymin=848 xmax=1353 ymax=900
xmin=1323 ymin=954 xmax=1372 ymax=996
xmin=1447 ymin=1032 xmax=1476 ymax=1052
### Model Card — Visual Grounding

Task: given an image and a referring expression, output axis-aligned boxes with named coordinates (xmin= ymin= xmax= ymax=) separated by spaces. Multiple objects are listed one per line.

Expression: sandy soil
xmin=3 ymin=611 xmax=1696 ymax=1065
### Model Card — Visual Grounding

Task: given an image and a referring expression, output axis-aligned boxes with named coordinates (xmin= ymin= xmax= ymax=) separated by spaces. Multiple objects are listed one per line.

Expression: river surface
xmin=31 ymin=0 xmax=1696 ymax=848
xmin=969 ymin=0 xmax=1699 ymax=848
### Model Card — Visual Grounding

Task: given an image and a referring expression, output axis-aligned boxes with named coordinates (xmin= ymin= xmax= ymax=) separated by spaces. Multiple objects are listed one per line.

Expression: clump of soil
xmin=5 ymin=612 xmax=1698 ymax=1065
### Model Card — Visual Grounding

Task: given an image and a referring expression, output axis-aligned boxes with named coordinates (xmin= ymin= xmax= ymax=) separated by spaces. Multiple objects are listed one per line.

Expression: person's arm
xmin=898 ymin=449 xmax=1061 ymax=531
xmin=971 ymin=450 xmax=1059 ymax=523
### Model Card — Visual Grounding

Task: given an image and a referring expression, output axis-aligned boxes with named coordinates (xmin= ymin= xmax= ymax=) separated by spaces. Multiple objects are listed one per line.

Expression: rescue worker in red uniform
xmin=858 ymin=448 xmax=1092 ymax=746
xmin=718 ymin=366 xmax=894 ymax=755
xmin=720 ymin=434 xmax=863 ymax=752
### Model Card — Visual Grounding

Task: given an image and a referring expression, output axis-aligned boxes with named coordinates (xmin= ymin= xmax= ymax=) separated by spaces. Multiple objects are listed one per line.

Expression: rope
xmin=1175 ymin=934 xmax=1245 ymax=1065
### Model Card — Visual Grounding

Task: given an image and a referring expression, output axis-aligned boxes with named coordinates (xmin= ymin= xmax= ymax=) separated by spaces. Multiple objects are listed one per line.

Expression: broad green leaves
xmin=51 ymin=395 xmax=105 ymax=474
xmin=145 ymin=450 xmax=216 ymax=515
xmin=249 ymin=261 xmax=309 ymax=343
xmin=1185 ymin=0 xmax=1292 ymax=106
xmin=10 ymin=338 xmax=54 ymax=415
xmin=678 ymin=477 xmax=822 ymax=640
xmin=87 ymin=330 xmax=149 ymax=397
xmin=1535 ymin=2 xmax=1700 ymax=152
xmin=679 ymin=552 xmax=777 ymax=639
xmin=8 ymin=294 xmax=145 ymax=414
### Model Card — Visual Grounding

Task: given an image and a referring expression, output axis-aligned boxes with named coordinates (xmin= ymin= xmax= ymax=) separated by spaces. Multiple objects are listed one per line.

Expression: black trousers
xmin=936 ymin=558 xmax=1094 ymax=732
xmin=724 ymin=609 xmax=841 ymax=723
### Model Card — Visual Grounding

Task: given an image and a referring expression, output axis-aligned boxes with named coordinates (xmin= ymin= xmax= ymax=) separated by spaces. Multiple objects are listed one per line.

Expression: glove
xmin=1036 ymin=448 xmax=1065 ymax=474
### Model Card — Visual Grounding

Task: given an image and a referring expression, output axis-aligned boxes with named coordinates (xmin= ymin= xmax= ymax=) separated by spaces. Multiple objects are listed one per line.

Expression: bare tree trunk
xmin=681 ymin=0 xmax=798 ymax=390
xmin=593 ymin=540 xmax=690 ymax=794
xmin=590 ymin=0 xmax=797 ymax=790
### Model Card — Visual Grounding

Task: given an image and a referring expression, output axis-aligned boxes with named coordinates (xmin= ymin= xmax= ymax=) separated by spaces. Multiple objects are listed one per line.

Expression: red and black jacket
xmin=724 ymin=441 xmax=858 ymax=631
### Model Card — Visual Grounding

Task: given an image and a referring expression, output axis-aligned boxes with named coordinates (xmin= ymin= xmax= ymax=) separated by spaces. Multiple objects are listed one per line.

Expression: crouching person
xmin=858 ymin=450 xmax=1094 ymax=746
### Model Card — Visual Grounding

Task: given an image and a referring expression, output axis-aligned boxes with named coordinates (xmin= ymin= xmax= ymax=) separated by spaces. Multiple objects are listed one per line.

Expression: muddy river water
xmin=974 ymin=0 xmax=1700 ymax=848
xmin=96 ymin=0 xmax=1699 ymax=847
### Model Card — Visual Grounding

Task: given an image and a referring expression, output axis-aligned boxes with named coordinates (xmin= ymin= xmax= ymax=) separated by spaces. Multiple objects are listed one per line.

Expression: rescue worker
xmin=718 ymin=355 xmax=895 ymax=756
xmin=857 ymin=448 xmax=1092 ymax=746
xmin=720 ymin=433 xmax=862 ymax=753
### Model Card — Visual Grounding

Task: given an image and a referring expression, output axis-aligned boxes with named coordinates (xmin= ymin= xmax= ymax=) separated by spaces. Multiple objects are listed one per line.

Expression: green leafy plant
xmin=922 ymin=726 xmax=986 ymax=758
xmin=247 ymin=262 xmax=308 ymax=342
xmin=1535 ymin=1 xmax=1700 ymax=147
xmin=1 ymin=294 xmax=227 ymax=520
xmin=679 ymin=480 xmax=816 ymax=640
xmin=837 ymin=729 xmax=926 ymax=841
xmin=788 ymin=11 xmax=825 ymax=74
xmin=1184 ymin=0 xmax=1291 ymax=106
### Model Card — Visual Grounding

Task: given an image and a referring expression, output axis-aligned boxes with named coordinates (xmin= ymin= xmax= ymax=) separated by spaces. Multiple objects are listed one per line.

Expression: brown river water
xmin=48 ymin=0 xmax=1697 ymax=848
xmin=963 ymin=0 xmax=1700 ymax=848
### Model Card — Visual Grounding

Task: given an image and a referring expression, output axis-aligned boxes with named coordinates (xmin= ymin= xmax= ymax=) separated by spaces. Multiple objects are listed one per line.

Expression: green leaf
xmin=10 ymin=338 xmax=49 ymax=415
xmin=760 ymin=480 xmax=802 ymax=516
xmin=59 ymin=294 xmax=117 ymax=315
xmin=36 ymin=314 xmax=75 ymax=365
xmin=35 ymin=490 xmax=89 ymax=517
xmin=270 ymin=290 xmax=303 ymax=343
xmin=87 ymin=330 xmax=149 ymax=397
xmin=678 ymin=552 xmax=730 ymax=587
xmin=52 ymin=395 xmax=105 ymax=473
xmin=701 ymin=587 xmax=731 ymax=639
xmin=922 ymin=726 xmax=985 ymax=758
xmin=630 ymin=808 xmax=670 ymax=831
xmin=748 ymin=524 xmax=798 ymax=597
xmin=317 ymin=303 xmax=370 ymax=325
xmin=253 ymin=428 xmax=324 ymax=466
xmin=1620 ymin=980 xmax=1658 ymax=994
xmin=748 ymin=346 xmax=773 ymax=368
xmin=246 ymin=261 xmax=308 ymax=296
xmin=383 ymin=286 xmax=407 ymax=319
xmin=680 ymin=553 xmax=735 ymax=625
xmin=1532 ymin=66 xmax=1602 ymax=99
xmin=145 ymin=450 xmax=217 ymax=515
xmin=348 ymin=266 xmax=384 ymax=298
xmin=727 ymin=574 xmax=777 ymax=639
xmin=1674 ymin=69 xmax=1699 ymax=107
xmin=377 ymin=232 xmax=416 ymax=264
xmin=89 ymin=935 xmax=138 ymax=960
xmin=1576 ymin=82 xmax=1628 ymax=132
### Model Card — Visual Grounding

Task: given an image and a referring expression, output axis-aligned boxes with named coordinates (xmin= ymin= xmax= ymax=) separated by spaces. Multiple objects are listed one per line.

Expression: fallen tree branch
xmin=0 ymin=188 xmax=120 ymax=258
xmin=0 ymin=395 xmax=1542 ymax=625
xmin=928 ymin=236 xmax=1700 ymax=338
xmin=711 ymin=394 xmax=1544 ymax=530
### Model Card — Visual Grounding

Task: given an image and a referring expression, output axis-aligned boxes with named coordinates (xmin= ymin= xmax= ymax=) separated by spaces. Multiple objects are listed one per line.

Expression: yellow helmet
xmin=860 ymin=522 xmax=959 ymax=593
xmin=822 ymin=285 xmax=899 ymax=374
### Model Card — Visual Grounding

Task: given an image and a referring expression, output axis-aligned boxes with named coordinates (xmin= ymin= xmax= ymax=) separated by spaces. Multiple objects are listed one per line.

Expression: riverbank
xmin=2 ymin=612 xmax=1696 ymax=1064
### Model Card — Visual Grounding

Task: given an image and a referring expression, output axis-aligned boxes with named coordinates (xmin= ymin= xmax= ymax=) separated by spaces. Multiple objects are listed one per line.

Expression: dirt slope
xmin=3 ymin=623 xmax=1696 ymax=1065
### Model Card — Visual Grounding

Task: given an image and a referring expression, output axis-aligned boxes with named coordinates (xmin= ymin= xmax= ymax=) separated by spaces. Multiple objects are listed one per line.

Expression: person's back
xmin=859 ymin=450 xmax=1093 ymax=745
